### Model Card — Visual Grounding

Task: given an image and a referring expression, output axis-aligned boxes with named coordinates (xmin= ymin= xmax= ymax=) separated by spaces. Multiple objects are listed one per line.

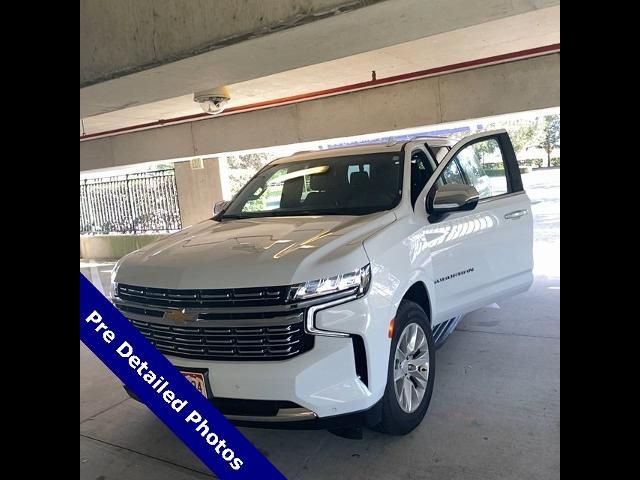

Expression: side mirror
xmin=213 ymin=200 xmax=230 ymax=216
xmin=431 ymin=184 xmax=480 ymax=213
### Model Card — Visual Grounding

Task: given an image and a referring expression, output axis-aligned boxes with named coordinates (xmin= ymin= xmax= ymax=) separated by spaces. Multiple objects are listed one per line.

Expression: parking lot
xmin=80 ymin=168 xmax=559 ymax=480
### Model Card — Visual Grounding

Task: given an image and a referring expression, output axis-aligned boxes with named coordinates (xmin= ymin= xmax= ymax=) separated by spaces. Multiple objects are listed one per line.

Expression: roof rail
xmin=407 ymin=135 xmax=448 ymax=142
xmin=289 ymin=149 xmax=317 ymax=156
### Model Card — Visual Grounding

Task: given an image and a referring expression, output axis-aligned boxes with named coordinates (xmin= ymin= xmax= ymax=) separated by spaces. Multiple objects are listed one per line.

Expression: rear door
xmin=423 ymin=130 xmax=533 ymax=324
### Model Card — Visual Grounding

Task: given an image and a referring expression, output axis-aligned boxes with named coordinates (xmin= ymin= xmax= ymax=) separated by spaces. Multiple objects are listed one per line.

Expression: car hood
xmin=114 ymin=212 xmax=396 ymax=289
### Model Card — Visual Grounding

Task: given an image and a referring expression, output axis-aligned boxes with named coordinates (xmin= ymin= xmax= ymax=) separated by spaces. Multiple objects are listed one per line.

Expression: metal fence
xmin=80 ymin=170 xmax=182 ymax=234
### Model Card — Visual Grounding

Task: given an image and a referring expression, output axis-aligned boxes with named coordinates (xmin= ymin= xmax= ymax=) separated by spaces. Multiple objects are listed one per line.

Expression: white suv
xmin=111 ymin=130 xmax=533 ymax=436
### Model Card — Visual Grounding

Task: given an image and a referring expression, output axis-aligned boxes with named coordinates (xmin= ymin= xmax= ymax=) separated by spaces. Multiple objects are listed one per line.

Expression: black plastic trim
xmin=351 ymin=335 xmax=368 ymax=387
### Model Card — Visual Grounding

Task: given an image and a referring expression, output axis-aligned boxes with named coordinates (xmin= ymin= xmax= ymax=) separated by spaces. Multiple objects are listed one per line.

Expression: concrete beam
xmin=80 ymin=53 xmax=560 ymax=172
xmin=81 ymin=0 xmax=559 ymax=117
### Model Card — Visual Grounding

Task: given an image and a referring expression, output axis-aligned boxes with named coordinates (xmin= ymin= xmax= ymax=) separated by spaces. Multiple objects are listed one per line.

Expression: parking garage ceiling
xmin=80 ymin=0 xmax=559 ymax=138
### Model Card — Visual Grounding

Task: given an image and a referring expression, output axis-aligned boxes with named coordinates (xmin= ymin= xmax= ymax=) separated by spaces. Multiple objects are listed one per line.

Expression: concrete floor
xmin=80 ymin=169 xmax=559 ymax=479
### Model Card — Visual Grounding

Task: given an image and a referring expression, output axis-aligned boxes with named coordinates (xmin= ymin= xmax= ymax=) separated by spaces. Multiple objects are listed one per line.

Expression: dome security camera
xmin=194 ymin=86 xmax=230 ymax=115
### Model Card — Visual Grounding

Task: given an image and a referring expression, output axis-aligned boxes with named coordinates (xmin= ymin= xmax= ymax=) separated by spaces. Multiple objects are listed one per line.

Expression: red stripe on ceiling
xmin=80 ymin=43 xmax=559 ymax=141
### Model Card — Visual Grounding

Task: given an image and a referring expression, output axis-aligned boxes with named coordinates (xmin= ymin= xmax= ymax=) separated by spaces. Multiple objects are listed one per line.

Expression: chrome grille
xmin=115 ymin=283 xmax=314 ymax=361
xmin=128 ymin=316 xmax=312 ymax=360
xmin=117 ymin=283 xmax=293 ymax=308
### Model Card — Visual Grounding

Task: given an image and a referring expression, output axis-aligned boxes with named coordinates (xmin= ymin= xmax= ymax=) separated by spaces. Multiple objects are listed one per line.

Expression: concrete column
xmin=174 ymin=157 xmax=224 ymax=228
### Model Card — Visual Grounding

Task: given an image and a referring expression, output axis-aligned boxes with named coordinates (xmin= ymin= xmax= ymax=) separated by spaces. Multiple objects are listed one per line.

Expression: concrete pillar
xmin=174 ymin=158 xmax=224 ymax=228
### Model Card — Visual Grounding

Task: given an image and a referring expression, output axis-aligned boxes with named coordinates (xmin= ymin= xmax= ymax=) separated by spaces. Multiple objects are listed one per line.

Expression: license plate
xmin=180 ymin=370 xmax=208 ymax=398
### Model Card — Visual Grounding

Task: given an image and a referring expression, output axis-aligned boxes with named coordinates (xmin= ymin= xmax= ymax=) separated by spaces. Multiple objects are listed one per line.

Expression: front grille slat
xmin=200 ymin=293 xmax=231 ymax=300
xmin=117 ymin=283 xmax=313 ymax=361
xmin=117 ymin=283 xmax=292 ymax=308
xmin=130 ymin=322 xmax=311 ymax=360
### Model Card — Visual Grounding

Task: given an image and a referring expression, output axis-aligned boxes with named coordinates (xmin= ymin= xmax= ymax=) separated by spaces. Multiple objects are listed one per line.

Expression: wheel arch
xmin=401 ymin=281 xmax=432 ymax=326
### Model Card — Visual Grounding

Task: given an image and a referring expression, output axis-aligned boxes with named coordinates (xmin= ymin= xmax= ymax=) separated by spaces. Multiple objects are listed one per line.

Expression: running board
xmin=433 ymin=315 xmax=464 ymax=350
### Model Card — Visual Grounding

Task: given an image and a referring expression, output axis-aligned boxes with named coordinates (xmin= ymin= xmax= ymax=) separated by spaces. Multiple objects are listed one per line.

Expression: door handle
xmin=504 ymin=209 xmax=528 ymax=220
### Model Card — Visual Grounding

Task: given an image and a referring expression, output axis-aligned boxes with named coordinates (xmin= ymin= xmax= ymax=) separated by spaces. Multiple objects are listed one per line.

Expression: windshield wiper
xmin=267 ymin=210 xmax=319 ymax=216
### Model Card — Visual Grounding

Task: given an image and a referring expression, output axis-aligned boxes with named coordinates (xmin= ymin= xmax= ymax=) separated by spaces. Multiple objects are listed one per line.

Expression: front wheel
xmin=374 ymin=300 xmax=435 ymax=435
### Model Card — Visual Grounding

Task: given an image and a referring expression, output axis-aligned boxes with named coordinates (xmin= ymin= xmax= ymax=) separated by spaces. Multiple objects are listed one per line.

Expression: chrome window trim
xmin=477 ymin=190 xmax=527 ymax=204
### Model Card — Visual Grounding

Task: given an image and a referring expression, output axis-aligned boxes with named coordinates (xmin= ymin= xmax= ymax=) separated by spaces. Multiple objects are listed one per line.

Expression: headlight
xmin=292 ymin=264 xmax=371 ymax=301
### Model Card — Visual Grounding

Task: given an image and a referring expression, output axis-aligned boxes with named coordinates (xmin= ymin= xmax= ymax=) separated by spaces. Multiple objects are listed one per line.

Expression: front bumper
xmin=162 ymin=332 xmax=375 ymax=419
xmin=118 ymin=290 xmax=396 ymax=424
xmin=124 ymin=384 xmax=382 ymax=429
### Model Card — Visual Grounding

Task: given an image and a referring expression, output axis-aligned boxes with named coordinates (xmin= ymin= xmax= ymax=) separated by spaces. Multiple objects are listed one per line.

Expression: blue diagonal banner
xmin=80 ymin=273 xmax=287 ymax=479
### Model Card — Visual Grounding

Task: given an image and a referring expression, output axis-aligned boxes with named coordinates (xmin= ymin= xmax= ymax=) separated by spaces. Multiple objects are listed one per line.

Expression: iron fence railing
xmin=80 ymin=170 xmax=182 ymax=234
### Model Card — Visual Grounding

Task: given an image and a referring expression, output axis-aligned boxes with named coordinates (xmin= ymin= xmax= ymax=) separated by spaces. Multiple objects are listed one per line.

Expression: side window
xmin=430 ymin=157 xmax=468 ymax=198
xmin=410 ymin=150 xmax=434 ymax=207
xmin=455 ymin=138 xmax=507 ymax=198
xmin=441 ymin=159 xmax=465 ymax=186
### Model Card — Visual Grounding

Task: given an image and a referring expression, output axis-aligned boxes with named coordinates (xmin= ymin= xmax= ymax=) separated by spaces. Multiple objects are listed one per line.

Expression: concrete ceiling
xmin=81 ymin=5 xmax=559 ymax=137
xmin=80 ymin=0 xmax=372 ymax=87
xmin=80 ymin=0 xmax=560 ymax=119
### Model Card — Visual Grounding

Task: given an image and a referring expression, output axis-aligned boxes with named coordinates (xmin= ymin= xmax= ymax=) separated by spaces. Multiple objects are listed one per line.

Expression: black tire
xmin=373 ymin=300 xmax=435 ymax=435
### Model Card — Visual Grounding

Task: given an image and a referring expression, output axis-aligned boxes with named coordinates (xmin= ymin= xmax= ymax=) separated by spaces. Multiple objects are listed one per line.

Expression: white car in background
xmin=111 ymin=130 xmax=533 ymax=437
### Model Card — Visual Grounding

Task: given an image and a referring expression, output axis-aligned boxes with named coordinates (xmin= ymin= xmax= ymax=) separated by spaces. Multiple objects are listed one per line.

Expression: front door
xmin=422 ymin=130 xmax=533 ymax=324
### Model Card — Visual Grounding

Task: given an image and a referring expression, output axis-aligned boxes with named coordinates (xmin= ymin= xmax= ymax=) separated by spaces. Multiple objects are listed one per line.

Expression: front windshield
xmin=222 ymin=152 xmax=404 ymax=218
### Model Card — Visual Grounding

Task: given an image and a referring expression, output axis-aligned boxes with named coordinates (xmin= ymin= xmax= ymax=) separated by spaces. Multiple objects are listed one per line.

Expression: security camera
xmin=193 ymin=86 xmax=230 ymax=115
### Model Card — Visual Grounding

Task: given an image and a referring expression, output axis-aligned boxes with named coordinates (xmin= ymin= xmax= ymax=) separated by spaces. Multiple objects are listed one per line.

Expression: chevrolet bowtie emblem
xmin=163 ymin=309 xmax=197 ymax=323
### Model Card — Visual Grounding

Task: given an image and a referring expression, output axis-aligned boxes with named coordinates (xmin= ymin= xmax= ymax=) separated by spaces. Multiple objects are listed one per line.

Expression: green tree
xmin=473 ymin=141 xmax=496 ymax=165
xmin=509 ymin=123 xmax=537 ymax=156
xmin=464 ymin=122 xmax=496 ymax=165
xmin=535 ymin=115 xmax=560 ymax=168
xmin=226 ymin=153 xmax=272 ymax=195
